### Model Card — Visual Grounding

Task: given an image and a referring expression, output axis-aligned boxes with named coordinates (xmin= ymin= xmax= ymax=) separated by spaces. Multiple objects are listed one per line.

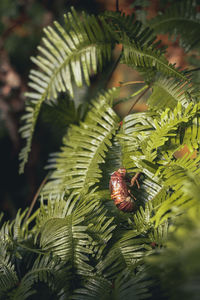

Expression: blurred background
xmin=0 ymin=0 xmax=195 ymax=220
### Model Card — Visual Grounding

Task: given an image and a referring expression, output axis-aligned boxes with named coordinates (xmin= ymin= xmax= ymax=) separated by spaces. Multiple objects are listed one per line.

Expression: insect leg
xmin=130 ymin=172 xmax=140 ymax=189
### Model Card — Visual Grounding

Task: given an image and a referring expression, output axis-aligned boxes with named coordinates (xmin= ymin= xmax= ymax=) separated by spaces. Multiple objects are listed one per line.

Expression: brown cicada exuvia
xmin=109 ymin=168 xmax=140 ymax=212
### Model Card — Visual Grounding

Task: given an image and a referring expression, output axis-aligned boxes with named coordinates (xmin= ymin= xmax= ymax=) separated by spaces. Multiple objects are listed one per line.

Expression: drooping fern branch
xmin=147 ymin=76 xmax=196 ymax=109
xmin=19 ymin=7 xmax=116 ymax=174
xmin=122 ymin=36 xmax=187 ymax=82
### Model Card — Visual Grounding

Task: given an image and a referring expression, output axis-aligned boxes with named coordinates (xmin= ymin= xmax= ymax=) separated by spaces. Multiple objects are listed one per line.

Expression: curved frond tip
xmin=19 ymin=7 xmax=115 ymax=174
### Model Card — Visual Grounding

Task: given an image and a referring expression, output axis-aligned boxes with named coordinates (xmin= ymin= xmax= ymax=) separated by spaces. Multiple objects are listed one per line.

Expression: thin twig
xmin=106 ymin=52 xmax=122 ymax=87
xmin=120 ymin=80 xmax=145 ymax=87
xmin=116 ymin=0 xmax=119 ymax=12
xmin=25 ymin=172 xmax=51 ymax=221
xmin=126 ymin=85 xmax=151 ymax=116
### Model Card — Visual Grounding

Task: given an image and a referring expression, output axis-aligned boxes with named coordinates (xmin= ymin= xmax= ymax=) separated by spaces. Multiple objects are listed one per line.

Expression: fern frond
xmin=148 ymin=221 xmax=169 ymax=246
xmin=0 ymin=245 xmax=18 ymax=299
xmin=43 ymin=88 xmax=120 ymax=198
xmin=19 ymin=100 xmax=44 ymax=174
xmin=118 ymin=111 xmax=156 ymax=171
xmin=133 ymin=202 xmax=153 ymax=234
xmin=37 ymin=190 xmax=116 ymax=263
xmin=152 ymin=155 xmax=200 ymax=226
xmin=110 ymin=267 xmax=152 ymax=300
xmin=35 ymin=191 xmax=112 ymax=275
xmin=97 ymin=230 xmax=152 ymax=279
xmin=133 ymin=190 xmax=169 ymax=245
xmin=72 ymin=268 xmax=151 ymax=300
xmin=122 ymin=37 xmax=187 ymax=81
xmin=103 ymin=11 xmax=155 ymax=46
xmin=147 ymin=76 xmax=194 ymax=109
xmin=99 ymin=138 xmax=122 ymax=190
xmin=72 ymin=275 xmax=112 ymax=300
xmin=171 ymin=114 xmax=200 ymax=152
xmin=39 ymin=217 xmax=92 ymax=275
xmin=143 ymin=102 xmax=198 ymax=162
xmin=42 ymin=96 xmax=81 ymax=130
xmin=159 ymin=154 xmax=200 ymax=190
xmin=148 ymin=0 xmax=200 ymax=51
xmin=11 ymin=255 xmax=66 ymax=300
xmin=32 ymin=7 xmax=115 ymax=98
xmin=85 ymin=197 xmax=116 ymax=260
xmin=0 ymin=209 xmax=30 ymax=243
xmin=19 ymin=7 xmax=116 ymax=173
xmin=119 ymin=102 xmax=200 ymax=169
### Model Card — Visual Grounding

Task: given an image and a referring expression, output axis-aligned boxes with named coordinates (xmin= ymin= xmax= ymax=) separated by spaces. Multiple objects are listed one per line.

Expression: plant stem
xmin=126 ymin=85 xmax=151 ymax=115
xmin=120 ymin=80 xmax=145 ymax=87
xmin=25 ymin=172 xmax=51 ymax=221
xmin=106 ymin=52 xmax=122 ymax=87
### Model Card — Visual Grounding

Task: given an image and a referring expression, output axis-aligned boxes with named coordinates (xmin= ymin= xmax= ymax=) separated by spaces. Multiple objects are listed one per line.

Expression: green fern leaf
xmin=19 ymin=100 xmax=44 ymax=174
xmin=43 ymin=88 xmax=120 ymax=198
xmin=117 ymin=110 xmax=156 ymax=172
xmin=72 ymin=268 xmax=151 ymax=300
xmin=10 ymin=255 xmax=65 ymax=300
xmin=39 ymin=216 xmax=93 ymax=274
xmin=72 ymin=275 xmax=112 ymax=300
xmin=103 ymin=10 xmax=156 ymax=46
xmin=143 ymin=102 xmax=198 ymax=162
xmin=122 ymin=36 xmax=187 ymax=81
xmin=152 ymin=155 xmax=200 ymax=226
xmin=147 ymin=76 xmax=194 ymax=109
xmin=37 ymin=190 xmax=116 ymax=263
xmin=0 ymin=245 xmax=18 ymax=299
xmin=97 ymin=230 xmax=152 ymax=279
xmin=36 ymin=190 xmax=115 ymax=275
xmin=19 ymin=7 xmax=116 ymax=174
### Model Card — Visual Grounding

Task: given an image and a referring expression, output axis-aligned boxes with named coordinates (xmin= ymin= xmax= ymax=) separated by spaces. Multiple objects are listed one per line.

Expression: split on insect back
xmin=109 ymin=168 xmax=140 ymax=212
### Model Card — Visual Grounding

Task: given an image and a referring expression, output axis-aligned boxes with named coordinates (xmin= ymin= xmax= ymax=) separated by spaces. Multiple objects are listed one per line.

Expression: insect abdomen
xmin=109 ymin=168 xmax=134 ymax=212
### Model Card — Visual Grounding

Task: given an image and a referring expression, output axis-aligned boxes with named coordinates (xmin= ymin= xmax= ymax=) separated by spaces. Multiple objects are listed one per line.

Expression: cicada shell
xmin=109 ymin=168 xmax=137 ymax=212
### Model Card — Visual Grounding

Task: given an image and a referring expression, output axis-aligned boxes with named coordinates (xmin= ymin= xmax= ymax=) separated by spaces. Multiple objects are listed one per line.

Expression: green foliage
xmin=122 ymin=37 xmax=186 ymax=82
xmin=147 ymin=76 xmax=195 ymax=109
xmin=2 ymin=2 xmax=200 ymax=299
xmin=72 ymin=268 xmax=152 ymax=300
xmin=43 ymin=88 xmax=120 ymax=199
xmin=147 ymin=199 xmax=200 ymax=299
xmin=148 ymin=0 xmax=200 ymax=51
xmin=19 ymin=7 xmax=116 ymax=174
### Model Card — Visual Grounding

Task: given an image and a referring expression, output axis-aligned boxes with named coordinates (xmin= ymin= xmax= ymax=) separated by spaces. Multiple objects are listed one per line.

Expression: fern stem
xmin=126 ymin=85 xmax=151 ymax=115
xmin=25 ymin=171 xmax=52 ymax=221
xmin=107 ymin=52 xmax=122 ymax=87
xmin=120 ymin=81 xmax=145 ymax=87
